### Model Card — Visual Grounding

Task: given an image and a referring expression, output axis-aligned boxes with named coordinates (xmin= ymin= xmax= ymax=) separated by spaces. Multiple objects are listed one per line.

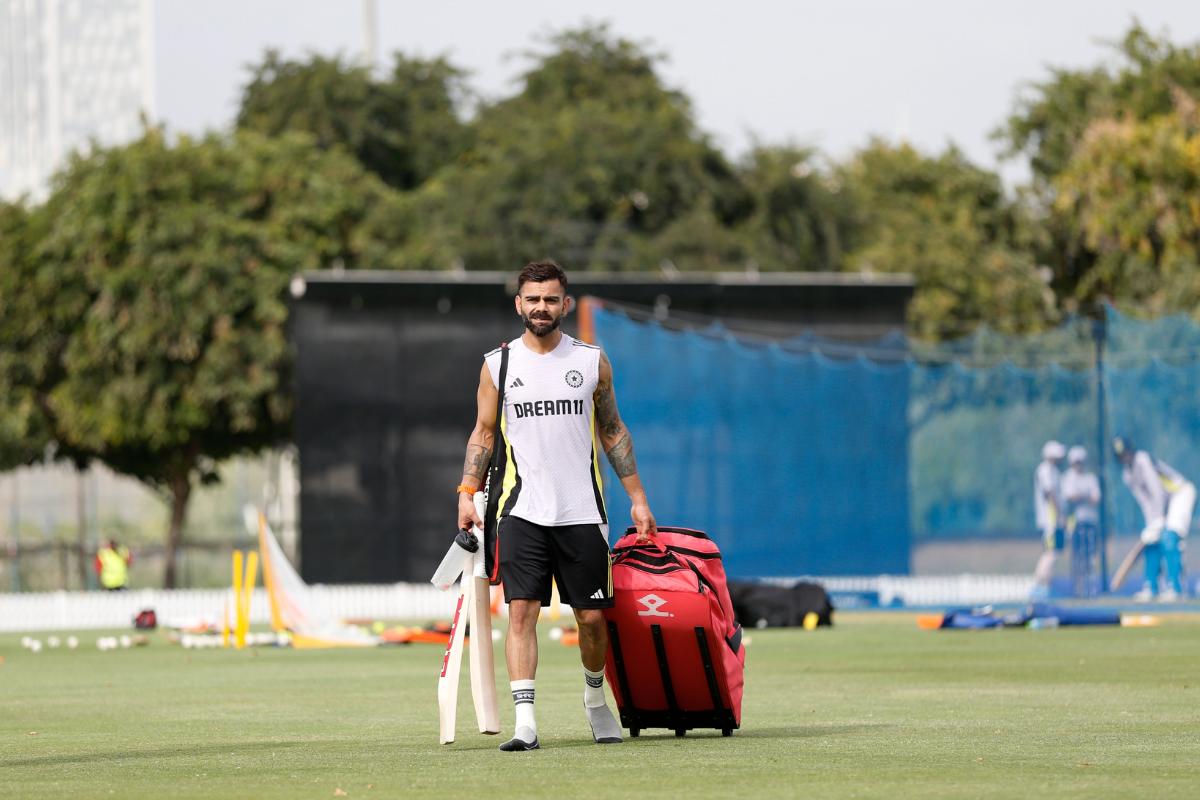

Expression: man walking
xmin=1113 ymin=436 xmax=1195 ymax=601
xmin=456 ymin=260 xmax=657 ymax=751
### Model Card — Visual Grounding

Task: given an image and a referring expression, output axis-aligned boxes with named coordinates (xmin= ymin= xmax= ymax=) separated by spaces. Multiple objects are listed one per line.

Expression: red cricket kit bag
xmin=603 ymin=527 xmax=746 ymax=737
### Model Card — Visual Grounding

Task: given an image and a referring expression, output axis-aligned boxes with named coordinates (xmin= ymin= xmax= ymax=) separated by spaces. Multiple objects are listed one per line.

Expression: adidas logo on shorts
xmin=590 ymin=589 xmax=605 ymax=600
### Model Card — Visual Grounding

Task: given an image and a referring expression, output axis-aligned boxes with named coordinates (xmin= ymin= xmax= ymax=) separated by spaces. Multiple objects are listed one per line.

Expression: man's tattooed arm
xmin=462 ymin=441 xmax=492 ymax=483
xmin=595 ymin=352 xmax=638 ymax=478
xmin=460 ymin=361 xmax=499 ymax=490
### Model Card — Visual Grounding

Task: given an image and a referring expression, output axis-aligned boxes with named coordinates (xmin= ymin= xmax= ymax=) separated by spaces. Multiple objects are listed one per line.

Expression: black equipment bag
xmin=727 ymin=580 xmax=834 ymax=628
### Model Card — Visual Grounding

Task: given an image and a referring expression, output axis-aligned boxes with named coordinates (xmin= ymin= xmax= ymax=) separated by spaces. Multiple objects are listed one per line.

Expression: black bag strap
xmin=483 ymin=344 xmax=508 ymax=583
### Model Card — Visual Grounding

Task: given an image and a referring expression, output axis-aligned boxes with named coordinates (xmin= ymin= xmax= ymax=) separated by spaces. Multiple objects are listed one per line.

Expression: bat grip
xmin=470 ymin=491 xmax=488 ymax=579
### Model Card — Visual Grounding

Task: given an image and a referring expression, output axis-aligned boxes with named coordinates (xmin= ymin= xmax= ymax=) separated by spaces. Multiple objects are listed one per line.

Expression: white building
xmin=0 ymin=0 xmax=155 ymax=201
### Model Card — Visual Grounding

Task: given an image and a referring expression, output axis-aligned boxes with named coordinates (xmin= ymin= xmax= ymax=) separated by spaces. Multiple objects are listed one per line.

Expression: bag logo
xmin=636 ymin=593 xmax=671 ymax=617
xmin=565 ymin=369 xmax=584 ymax=388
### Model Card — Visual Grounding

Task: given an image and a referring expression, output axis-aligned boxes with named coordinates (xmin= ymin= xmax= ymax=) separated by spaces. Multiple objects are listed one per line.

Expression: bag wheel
xmin=722 ymin=728 xmax=732 ymax=737
xmin=674 ymin=728 xmax=686 ymax=738
xmin=630 ymin=728 xmax=640 ymax=738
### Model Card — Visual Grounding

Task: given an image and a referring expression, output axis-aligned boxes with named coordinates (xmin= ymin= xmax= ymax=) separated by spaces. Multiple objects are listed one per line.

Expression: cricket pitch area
xmin=3 ymin=612 xmax=1199 ymax=799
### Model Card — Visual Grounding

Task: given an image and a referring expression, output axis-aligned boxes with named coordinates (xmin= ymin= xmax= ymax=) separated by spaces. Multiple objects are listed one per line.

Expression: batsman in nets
xmin=456 ymin=259 xmax=657 ymax=751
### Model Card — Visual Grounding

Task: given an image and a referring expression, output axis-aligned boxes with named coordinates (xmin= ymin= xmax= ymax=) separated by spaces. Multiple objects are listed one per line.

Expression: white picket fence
xmin=0 ymin=583 xmax=463 ymax=633
xmin=0 ymin=575 xmax=1037 ymax=633
xmin=812 ymin=574 xmax=1035 ymax=607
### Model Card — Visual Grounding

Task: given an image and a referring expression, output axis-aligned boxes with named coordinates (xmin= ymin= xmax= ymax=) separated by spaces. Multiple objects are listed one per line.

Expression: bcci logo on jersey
xmin=564 ymin=369 xmax=584 ymax=388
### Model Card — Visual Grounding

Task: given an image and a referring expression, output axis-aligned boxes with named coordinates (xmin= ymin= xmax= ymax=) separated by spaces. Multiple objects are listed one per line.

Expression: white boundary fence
xmin=0 ymin=575 xmax=1037 ymax=633
xmin=0 ymin=583 xmax=460 ymax=633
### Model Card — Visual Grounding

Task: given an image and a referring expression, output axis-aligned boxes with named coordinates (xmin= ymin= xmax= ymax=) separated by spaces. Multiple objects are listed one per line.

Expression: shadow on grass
xmin=539 ymin=722 xmax=895 ymax=748
xmin=2 ymin=739 xmax=307 ymax=768
xmin=415 ymin=723 xmax=891 ymax=752
xmin=737 ymin=723 xmax=891 ymax=739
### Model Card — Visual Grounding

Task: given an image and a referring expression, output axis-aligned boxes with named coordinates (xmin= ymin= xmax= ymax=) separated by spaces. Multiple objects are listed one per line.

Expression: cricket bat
xmin=1111 ymin=541 xmax=1144 ymax=590
xmin=437 ymin=546 xmax=474 ymax=744
xmin=468 ymin=493 xmax=500 ymax=734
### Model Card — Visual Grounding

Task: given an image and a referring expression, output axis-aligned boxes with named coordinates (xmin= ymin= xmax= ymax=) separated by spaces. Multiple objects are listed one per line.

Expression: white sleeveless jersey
xmin=484 ymin=334 xmax=607 ymax=527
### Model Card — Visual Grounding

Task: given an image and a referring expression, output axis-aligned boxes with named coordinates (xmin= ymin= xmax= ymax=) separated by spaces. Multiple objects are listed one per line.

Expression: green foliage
xmin=39 ymin=127 xmax=390 ymax=478
xmin=1054 ymin=102 xmax=1200 ymax=312
xmin=0 ymin=202 xmax=58 ymax=469
xmin=837 ymin=141 xmax=1051 ymax=339
xmin=390 ymin=25 xmax=750 ymax=270
xmin=10 ymin=126 xmax=394 ymax=585
xmin=999 ymin=23 xmax=1200 ymax=185
xmin=733 ymin=146 xmax=857 ymax=272
xmin=998 ymin=22 xmax=1200 ymax=315
xmin=236 ymin=50 xmax=469 ymax=190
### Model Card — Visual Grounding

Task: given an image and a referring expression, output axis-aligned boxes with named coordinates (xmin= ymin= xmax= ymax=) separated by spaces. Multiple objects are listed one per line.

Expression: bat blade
xmin=1111 ymin=541 xmax=1145 ymax=590
xmin=467 ymin=491 xmax=500 ymax=734
xmin=469 ymin=569 xmax=500 ymax=733
xmin=437 ymin=556 xmax=474 ymax=744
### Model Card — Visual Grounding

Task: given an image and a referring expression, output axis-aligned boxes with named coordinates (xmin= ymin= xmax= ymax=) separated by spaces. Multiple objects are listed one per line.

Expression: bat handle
xmin=471 ymin=491 xmax=488 ymax=579
xmin=472 ymin=491 xmax=486 ymax=525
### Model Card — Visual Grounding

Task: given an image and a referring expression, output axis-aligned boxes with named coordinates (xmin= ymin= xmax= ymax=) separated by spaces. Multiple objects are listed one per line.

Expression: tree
xmin=1054 ymin=97 xmax=1200 ymax=313
xmin=838 ymin=141 xmax=1051 ymax=339
xmin=997 ymin=22 xmax=1200 ymax=308
xmin=390 ymin=24 xmax=751 ymax=271
xmin=30 ymin=127 xmax=396 ymax=586
xmin=236 ymin=50 xmax=470 ymax=190
xmin=732 ymin=146 xmax=857 ymax=272
xmin=0 ymin=201 xmax=60 ymax=470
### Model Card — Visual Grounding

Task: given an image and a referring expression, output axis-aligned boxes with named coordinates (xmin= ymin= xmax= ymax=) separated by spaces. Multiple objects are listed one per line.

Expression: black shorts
xmin=498 ymin=515 xmax=613 ymax=609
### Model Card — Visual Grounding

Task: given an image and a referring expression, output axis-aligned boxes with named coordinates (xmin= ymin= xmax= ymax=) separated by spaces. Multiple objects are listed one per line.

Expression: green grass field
xmin=3 ymin=613 xmax=1199 ymax=799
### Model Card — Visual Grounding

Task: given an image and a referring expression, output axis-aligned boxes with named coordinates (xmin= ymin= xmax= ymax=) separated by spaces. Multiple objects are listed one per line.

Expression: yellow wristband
xmin=456 ymin=484 xmax=478 ymax=496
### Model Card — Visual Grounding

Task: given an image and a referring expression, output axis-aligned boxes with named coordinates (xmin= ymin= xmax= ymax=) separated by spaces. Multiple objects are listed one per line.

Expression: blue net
xmin=592 ymin=306 xmax=911 ymax=578
xmin=591 ymin=303 xmax=1200 ymax=579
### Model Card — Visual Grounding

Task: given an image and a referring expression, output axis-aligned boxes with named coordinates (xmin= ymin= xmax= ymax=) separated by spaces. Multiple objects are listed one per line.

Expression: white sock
xmin=583 ymin=667 xmax=606 ymax=708
xmin=511 ymin=679 xmax=537 ymax=737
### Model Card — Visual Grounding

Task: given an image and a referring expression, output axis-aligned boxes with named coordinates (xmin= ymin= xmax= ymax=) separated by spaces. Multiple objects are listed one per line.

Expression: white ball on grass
xmin=66 ymin=636 xmax=78 ymax=649
xmin=548 ymin=627 xmax=563 ymax=641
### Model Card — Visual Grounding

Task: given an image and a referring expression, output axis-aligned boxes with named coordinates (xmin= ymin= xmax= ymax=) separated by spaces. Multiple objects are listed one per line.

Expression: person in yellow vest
xmin=94 ymin=539 xmax=132 ymax=590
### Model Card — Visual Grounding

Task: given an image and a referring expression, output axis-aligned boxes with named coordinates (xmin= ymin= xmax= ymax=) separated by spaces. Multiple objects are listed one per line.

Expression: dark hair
xmin=517 ymin=260 xmax=568 ymax=291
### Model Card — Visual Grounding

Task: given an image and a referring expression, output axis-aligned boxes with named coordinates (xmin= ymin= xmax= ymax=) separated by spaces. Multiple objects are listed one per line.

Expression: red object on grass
xmin=603 ymin=527 xmax=745 ymax=738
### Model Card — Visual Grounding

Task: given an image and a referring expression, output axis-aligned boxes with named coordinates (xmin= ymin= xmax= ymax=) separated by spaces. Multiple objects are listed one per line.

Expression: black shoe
xmin=499 ymin=727 xmax=540 ymax=751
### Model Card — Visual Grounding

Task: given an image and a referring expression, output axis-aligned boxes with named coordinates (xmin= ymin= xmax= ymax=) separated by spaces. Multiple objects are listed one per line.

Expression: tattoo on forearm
xmin=594 ymin=382 xmax=623 ymax=438
xmin=605 ymin=431 xmax=638 ymax=478
xmin=463 ymin=443 xmax=492 ymax=481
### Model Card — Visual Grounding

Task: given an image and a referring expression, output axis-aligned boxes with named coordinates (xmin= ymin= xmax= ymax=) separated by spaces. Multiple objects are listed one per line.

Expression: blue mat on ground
xmin=938 ymin=604 xmax=1121 ymax=629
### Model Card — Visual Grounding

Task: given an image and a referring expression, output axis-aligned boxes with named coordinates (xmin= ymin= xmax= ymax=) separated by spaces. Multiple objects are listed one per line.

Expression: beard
xmin=522 ymin=311 xmax=562 ymax=337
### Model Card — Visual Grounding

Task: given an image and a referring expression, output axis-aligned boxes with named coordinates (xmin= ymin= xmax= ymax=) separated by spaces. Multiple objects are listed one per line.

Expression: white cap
xmin=1068 ymin=446 xmax=1087 ymax=464
xmin=1042 ymin=440 xmax=1066 ymax=460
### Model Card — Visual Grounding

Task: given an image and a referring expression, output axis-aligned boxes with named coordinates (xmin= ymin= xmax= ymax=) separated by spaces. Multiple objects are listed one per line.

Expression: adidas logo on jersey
xmin=509 ymin=377 xmax=524 ymax=388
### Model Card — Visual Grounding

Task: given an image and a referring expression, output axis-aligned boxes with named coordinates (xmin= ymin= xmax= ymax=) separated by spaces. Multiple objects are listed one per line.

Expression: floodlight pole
xmin=1093 ymin=309 xmax=1110 ymax=592
xmin=362 ymin=0 xmax=379 ymax=73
